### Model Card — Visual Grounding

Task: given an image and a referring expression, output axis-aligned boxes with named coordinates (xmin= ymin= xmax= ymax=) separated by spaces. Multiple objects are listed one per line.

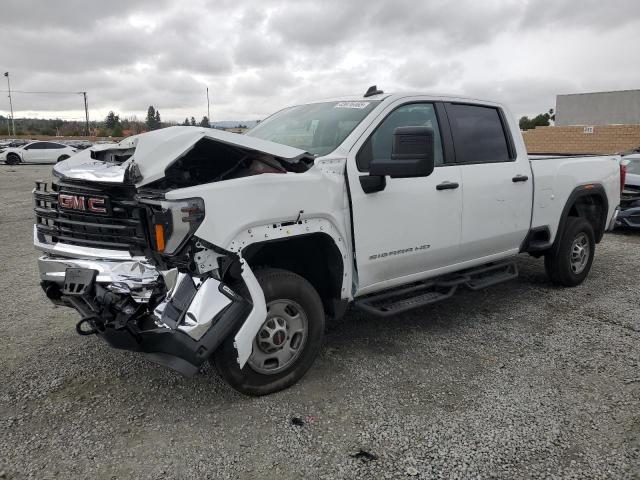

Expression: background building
xmin=555 ymin=90 xmax=640 ymax=126
xmin=523 ymin=89 xmax=640 ymax=154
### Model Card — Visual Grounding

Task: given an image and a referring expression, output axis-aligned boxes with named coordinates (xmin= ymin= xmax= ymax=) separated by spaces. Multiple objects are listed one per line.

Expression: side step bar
xmin=354 ymin=260 xmax=518 ymax=317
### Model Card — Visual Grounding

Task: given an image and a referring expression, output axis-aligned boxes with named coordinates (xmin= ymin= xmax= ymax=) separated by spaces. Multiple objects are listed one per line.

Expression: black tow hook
xmin=76 ymin=317 xmax=101 ymax=336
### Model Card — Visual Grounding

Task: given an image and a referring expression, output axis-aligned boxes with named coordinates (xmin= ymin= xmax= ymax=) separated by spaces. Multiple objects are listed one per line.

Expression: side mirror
xmin=369 ymin=126 xmax=435 ymax=178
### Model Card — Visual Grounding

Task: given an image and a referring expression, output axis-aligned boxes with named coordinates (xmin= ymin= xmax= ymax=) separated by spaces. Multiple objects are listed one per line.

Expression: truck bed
xmin=528 ymin=154 xmax=621 ymax=243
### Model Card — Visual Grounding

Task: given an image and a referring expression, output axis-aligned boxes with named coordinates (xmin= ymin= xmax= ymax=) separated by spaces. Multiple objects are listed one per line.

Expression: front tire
xmin=544 ymin=217 xmax=595 ymax=287
xmin=5 ymin=153 xmax=20 ymax=165
xmin=214 ymin=268 xmax=325 ymax=396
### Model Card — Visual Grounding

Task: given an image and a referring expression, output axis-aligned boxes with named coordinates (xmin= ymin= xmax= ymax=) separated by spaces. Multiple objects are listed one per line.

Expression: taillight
xmin=620 ymin=163 xmax=627 ymax=192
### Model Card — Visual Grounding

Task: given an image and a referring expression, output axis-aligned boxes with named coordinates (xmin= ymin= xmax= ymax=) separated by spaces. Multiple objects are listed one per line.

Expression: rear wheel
xmin=544 ymin=217 xmax=595 ymax=287
xmin=214 ymin=268 xmax=325 ymax=396
xmin=5 ymin=153 xmax=20 ymax=165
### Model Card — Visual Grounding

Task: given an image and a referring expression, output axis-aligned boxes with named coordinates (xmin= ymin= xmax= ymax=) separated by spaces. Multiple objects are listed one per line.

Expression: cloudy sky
xmin=1 ymin=0 xmax=639 ymax=123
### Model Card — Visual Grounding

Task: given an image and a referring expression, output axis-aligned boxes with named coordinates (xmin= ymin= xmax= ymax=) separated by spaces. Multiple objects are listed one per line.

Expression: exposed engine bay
xmin=148 ymin=137 xmax=312 ymax=190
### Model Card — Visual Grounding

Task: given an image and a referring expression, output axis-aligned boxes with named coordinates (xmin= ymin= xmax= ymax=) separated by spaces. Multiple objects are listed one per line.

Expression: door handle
xmin=512 ymin=175 xmax=529 ymax=182
xmin=436 ymin=181 xmax=459 ymax=191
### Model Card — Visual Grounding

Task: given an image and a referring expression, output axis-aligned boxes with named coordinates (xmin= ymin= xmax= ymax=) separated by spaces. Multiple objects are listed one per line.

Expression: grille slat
xmin=34 ymin=181 xmax=148 ymax=252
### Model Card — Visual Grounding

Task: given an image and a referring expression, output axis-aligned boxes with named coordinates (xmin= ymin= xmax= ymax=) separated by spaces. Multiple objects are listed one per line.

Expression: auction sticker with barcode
xmin=334 ymin=101 xmax=370 ymax=109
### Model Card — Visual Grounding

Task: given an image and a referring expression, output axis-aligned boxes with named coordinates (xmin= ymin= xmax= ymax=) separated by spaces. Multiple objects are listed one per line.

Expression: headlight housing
xmin=140 ymin=197 xmax=205 ymax=255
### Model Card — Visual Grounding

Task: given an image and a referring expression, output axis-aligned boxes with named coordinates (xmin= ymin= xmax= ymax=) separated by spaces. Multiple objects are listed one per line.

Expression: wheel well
xmin=566 ymin=193 xmax=606 ymax=243
xmin=242 ymin=233 xmax=346 ymax=318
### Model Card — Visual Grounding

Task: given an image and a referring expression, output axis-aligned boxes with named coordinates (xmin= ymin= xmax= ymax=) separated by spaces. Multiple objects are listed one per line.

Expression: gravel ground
xmin=0 ymin=164 xmax=638 ymax=480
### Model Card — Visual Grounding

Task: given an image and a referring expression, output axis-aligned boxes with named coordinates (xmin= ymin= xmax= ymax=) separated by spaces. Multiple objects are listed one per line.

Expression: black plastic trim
xmin=556 ymin=184 xmax=609 ymax=245
xmin=99 ymin=299 xmax=251 ymax=375
xmin=520 ymin=226 xmax=552 ymax=253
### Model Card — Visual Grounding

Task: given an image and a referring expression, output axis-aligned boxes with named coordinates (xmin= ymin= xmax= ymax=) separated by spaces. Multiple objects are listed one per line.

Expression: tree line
xmin=519 ymin=109 xmax=555 ymax=131
xmin=100 ymin=106 xmax=210 ymax=137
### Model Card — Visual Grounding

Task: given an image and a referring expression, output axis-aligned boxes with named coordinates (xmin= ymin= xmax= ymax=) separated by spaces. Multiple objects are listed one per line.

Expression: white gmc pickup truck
xmin=34 ymin=87 xmax=622 ymax=395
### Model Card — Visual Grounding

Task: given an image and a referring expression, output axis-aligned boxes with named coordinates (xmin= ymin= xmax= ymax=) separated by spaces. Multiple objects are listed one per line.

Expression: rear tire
xmin=5 ymin=153 xmax=20 ymax=165
xmin=544 ymin=217 xmax=595 ymax=287
xmin=213 ymin=268 xmax=325 ymax=396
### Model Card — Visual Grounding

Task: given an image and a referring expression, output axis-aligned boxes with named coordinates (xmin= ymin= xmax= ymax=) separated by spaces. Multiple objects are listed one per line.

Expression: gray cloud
xmin=1 ymin=0 xmax=639 ymax=122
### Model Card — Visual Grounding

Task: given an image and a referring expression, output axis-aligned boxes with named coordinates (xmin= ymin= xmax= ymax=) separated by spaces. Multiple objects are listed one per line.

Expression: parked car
xmin=34 ymin=89 xmax=622 ymax=395
xmin=1 ymin=141 xmax=77 ymax=164
xmin=61 ymin=140 xmax=94 ymax=150
xmin=617 ymin=154 xmax=640 ymax=228
xmin=0 ymin=138 xmax=31 ymax=148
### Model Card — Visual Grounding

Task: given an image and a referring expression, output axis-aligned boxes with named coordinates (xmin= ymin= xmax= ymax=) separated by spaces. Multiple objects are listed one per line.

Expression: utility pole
xmin=206 ymin=87 xmax=210 ymax=125
xmin=4 ymin=72 xmax=16 ymax=136
xmin=82 ymin=92 xmax=89 ymax=136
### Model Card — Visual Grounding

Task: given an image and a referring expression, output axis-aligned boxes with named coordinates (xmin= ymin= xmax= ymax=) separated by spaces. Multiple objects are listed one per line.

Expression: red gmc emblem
xmin=58 ymin=193 xmax=108 ymax=214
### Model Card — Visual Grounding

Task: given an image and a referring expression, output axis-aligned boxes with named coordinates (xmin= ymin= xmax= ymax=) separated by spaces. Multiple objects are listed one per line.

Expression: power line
xmin=0 ymin=90 xmax=85 ymax=95
xmin=0 ymin=87 xmax=90 ymax=135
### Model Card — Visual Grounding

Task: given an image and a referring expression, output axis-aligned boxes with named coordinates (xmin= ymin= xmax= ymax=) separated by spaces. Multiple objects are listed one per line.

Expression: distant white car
xmin=0 ymin=141 xmax=77 ymax=165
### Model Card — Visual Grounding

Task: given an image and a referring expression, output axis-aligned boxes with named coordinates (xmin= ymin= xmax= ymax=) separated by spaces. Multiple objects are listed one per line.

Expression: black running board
xmin=354 ymin=260 xmax=518 ymax=317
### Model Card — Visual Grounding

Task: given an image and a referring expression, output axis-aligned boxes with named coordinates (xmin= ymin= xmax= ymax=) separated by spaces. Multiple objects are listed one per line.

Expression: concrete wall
xmin=522 ymin=124 xmax=640 ymax=154
xmin=556 ymin=90 xmax=640 ymax=126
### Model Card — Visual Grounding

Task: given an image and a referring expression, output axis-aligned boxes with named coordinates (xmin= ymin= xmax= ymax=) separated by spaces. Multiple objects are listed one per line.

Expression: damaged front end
xmin=38 ymin=232 xmax=266 ymax=376
xmin=32 ymin=126 xmax=313 ymax=375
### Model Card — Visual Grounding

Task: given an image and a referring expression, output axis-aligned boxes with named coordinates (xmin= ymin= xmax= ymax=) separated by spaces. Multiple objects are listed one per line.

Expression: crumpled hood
xmin=53 ymin=126 xmax=313 ymax=186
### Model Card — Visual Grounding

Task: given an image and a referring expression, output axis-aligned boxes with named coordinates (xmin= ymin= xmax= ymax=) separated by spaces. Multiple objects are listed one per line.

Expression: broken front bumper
xmin=37 ymin=243 xmax=266 ymax=376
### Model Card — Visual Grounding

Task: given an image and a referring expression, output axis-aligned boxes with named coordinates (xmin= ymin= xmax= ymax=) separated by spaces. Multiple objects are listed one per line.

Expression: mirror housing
xmin=369 ymin=126 xmax=435 ymax=178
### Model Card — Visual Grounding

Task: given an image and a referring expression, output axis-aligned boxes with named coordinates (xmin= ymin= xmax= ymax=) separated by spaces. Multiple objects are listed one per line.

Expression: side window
xmin=357 ymin=103 xmax=444 ymax=171
xmin=446 ymin=104 xmax=511 ymax=163
xmin=49 ymin=143 xmax=65 ymax=149
xmin=29 ymin=143 xmax=46 ymax=150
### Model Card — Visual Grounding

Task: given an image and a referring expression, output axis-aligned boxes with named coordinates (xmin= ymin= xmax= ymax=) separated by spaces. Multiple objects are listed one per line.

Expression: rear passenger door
xmin=42 ymin=143 xmax=64 ymax=162
xmin=444 ymin=103 xmax=532 ymax=261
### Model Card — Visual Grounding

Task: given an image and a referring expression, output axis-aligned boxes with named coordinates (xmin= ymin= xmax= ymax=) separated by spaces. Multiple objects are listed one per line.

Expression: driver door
xmin=22 ymin=143 xmax=42 ymax=162
xmin=346 ymin=100 xmax=463 ymax=295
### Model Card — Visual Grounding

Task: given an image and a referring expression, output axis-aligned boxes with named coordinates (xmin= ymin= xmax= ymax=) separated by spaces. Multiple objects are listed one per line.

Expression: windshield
xmin=246 ymin=100 xmax=380 ymax=156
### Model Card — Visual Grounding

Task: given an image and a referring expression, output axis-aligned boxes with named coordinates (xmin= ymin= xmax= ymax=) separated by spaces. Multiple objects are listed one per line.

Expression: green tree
xmin=146 ymin=106 xmax=157 ymax=130
xmin=183 ymin=117 xmax=190 ymax=126
xmin=199 ymin=116 xmax=210 ymax=128
xmin=154 ymin=110 xmax=161 ymax=129
xmin=190 ymin=116 xmax=196 ymax=126
xmin=105 ymin=111 xmax=120 ymax=130
xmin=519 ymin=109 xmax=554 ymax=131
xmin=112 ymin=124 xmax=124 ymax=137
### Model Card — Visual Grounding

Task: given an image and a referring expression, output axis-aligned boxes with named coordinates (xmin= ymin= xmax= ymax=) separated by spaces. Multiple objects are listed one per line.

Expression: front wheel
xmin=544 ymin=217 xmax=595 ymax=287
xmin=5 ymin=153 xmax=20 ymax=165
xmin=213 ymin=268 xmax=325 ymax=396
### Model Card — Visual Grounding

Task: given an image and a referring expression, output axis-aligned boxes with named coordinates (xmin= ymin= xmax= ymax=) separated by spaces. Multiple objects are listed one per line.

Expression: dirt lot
xmin=0 ymin=164 xmax=638 ymax=479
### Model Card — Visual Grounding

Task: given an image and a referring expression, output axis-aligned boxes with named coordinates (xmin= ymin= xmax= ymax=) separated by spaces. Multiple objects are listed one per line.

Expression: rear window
xmin=446 ymin=104 xmax=511 ymax=163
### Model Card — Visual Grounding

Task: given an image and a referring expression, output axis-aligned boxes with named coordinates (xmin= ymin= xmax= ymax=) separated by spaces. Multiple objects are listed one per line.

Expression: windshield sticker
xmin=334 ymin=101 xmax=371 ymax=109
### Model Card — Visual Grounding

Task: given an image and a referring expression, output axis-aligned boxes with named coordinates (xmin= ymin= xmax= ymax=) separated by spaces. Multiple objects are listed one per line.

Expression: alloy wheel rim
xmin=569 ymin=232 xmax=590 ymax=274
xmin=247 ymin=299 xmax=308 ymax=375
